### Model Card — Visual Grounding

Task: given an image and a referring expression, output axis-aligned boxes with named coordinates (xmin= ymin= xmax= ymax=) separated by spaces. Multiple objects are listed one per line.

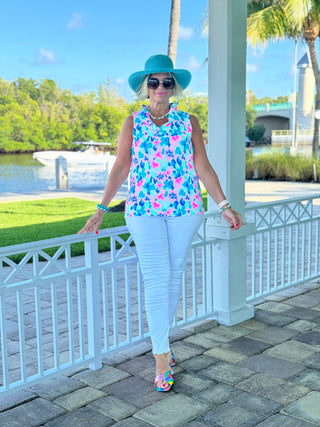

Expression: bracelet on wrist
xmin=97 ymin=203 xmax=108 ymax=213
xmin=221 ymin=205 xmax=231 ymax=212
xmin=217 ymin=199 xmax=229 ymax=210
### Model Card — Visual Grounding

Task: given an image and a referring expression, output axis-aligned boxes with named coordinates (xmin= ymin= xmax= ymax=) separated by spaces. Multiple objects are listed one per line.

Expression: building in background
xmin=252 ymin=52 xmax=316 ymax=153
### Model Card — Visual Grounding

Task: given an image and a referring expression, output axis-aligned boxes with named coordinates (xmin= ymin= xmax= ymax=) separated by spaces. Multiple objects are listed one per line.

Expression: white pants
xmin=126 ymin=214 xmax=204 ymax=355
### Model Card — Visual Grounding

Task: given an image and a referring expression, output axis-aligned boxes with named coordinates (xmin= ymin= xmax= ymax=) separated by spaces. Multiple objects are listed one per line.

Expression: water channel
xmin=0 ymin=154 xmax=107 ymax=194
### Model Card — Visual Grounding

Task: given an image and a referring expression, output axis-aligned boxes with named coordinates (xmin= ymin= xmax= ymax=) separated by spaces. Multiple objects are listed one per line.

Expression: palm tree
xmin=247 ymin=0 xmax=320 ymax=156
xmin=167 ymin=0 xmax=181 ymax=65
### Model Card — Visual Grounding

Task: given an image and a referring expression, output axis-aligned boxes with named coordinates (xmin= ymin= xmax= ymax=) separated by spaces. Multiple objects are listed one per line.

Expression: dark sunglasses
xmin=147 ymin=77 xmax=175 ymax=90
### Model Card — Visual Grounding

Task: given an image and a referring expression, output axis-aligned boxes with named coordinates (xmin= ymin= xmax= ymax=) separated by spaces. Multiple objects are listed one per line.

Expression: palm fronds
xmin=247 ymin=5 xmax=288 ymax=45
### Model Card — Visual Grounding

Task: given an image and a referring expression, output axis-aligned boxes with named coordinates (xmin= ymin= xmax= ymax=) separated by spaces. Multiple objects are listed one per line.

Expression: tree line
xmin=0 ymin=77 xmax=209 ymax=153
xmin=0 ymin=76 xmax=286 ymax=153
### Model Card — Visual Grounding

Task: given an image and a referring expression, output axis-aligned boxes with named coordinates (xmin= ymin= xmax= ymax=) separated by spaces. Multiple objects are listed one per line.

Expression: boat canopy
xmin=73 ymin=141 xmax=112 ymax=146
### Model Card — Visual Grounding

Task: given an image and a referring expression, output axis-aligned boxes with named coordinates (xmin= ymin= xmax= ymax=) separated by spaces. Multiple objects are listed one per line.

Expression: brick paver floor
xmin=0 ymin=280 xmax=320 ymax=426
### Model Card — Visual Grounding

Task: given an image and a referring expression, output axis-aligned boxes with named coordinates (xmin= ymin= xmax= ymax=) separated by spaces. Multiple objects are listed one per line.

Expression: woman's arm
xmin=100 ymin=115 xmax=133 ymax=207
xmin=190 ymin=114 xmax=243 ymax=230
xmin=78 ymin=115 xmax=133 ymax=234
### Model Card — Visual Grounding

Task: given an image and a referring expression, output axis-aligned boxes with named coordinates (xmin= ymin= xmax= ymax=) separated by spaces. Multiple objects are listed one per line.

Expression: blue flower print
xmin=125 ymin=103 xmax=204 ymax=218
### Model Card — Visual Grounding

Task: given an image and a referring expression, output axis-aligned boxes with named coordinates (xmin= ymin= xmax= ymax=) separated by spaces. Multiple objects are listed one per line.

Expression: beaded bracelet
xmin=221 ymin=205 xmax=231 ymax=212
xmin=97 ymin=203 xmax=108 ymax=213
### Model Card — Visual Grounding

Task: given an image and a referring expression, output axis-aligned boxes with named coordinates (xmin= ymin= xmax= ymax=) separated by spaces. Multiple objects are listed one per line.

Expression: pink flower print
xmin=166 ymin=208 xmax=173 ymax=215
xmin=155 ymin=151 xmax=163 ymax=159
xmin=151 ymin=161 xmax=160 ymax=169
xmin=192 ymin=202 xmax=199 ymax=209
xmin=156 ymin=182 xmax=163 ymax=190
xmin=186 ymin=125 xmax=192 ymax=133
xmin=137 ymin=179 xmax=145 ymax=188
xmin=152 ymin=201 xmax=161 ymax=209
xmin=171 ymin=135 xmax=181 ymax=144
xmin=174 ymin=177 xmax=184 ymax=189
xmin=158 ymin=192 xmax=166 ymax=200
xmin=187 ymin=162 xmax=194 ymax=170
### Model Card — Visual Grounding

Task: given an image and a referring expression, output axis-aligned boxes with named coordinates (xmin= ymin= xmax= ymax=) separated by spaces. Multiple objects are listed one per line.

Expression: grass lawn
xmin=0 ymin=198 xmax=126 ymax=257
xmin=1 ymin=193 xmax=208 ymax=260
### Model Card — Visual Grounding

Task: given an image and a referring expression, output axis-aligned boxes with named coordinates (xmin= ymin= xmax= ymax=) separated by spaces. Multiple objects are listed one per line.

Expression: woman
xmin=79 ymin=54 xmax=243 ymax=392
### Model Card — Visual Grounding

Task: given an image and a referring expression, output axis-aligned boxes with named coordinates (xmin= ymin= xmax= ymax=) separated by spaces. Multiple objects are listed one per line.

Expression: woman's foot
xmin=154 ymin=352 xmax=174 ymax=392
xmin=154 ymin=371 xmax=174 ymax=392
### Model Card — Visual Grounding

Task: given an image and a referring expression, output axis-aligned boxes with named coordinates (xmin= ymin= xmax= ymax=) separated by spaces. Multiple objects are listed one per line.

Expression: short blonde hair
xmin=136 ymin=73 xmax=184 ymax=101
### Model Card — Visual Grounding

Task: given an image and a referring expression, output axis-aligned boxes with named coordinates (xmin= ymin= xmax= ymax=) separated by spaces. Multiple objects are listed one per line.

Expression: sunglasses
xmin=147 ymin=77 xmax=175 ymax=90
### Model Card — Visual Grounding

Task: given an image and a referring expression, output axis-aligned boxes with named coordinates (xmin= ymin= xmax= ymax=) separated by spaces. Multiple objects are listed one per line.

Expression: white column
xmin=207 ymin=0 xmax=255 ymax=325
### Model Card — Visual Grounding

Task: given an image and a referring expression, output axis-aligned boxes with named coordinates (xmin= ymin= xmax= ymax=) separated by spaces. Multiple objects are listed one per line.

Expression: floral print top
xmin=125 ymin=103 xmax=204 ymax=217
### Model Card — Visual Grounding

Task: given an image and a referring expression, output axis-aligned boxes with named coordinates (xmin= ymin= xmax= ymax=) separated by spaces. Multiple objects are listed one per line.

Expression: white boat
xmin=33 ymin=141 xmax=116 ymax=169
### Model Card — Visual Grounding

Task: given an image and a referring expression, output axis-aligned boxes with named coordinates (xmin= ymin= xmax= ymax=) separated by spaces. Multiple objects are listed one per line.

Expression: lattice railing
xmin=1 ymin=194 xmax=320 ymax=395
xmin=0 ymin=218 xmax=217 ymax=395
xmin=245 ymin=194 xmax=320 ymax=302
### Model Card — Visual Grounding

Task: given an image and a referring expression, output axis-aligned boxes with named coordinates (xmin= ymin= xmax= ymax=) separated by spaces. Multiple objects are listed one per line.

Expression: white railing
xmin=1 ymin=195 xmax=320 ymax=395
xmin=246 ymin=194 xmax=320 ymax=302
xmin=0 ymin=216 xmax=218 ymax=396
xmin=271 ymin=129 xmax=318 ymax=145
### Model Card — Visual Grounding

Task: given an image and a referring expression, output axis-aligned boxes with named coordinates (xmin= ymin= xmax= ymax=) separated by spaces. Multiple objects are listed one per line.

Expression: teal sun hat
xmin=128 ymin=54 xmax=192 ymax=92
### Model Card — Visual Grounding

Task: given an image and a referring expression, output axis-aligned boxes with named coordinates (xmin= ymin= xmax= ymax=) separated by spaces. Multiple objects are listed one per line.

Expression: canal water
xmin=0 ymin=154 xmax=107 ymax=194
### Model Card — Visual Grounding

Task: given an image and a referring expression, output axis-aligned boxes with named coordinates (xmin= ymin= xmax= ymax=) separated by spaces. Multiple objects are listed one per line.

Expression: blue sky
xmin=0 ymin=1 xmax=313 ymax=102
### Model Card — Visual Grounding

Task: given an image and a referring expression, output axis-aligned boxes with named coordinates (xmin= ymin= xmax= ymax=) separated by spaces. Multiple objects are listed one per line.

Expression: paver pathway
xmin=1 ymin=182 xmax=320 ymax=425
xmin=1 ymin=180 xmax=320 ymax=204
xmin=0 ymin=280 xmax=320 ymax=426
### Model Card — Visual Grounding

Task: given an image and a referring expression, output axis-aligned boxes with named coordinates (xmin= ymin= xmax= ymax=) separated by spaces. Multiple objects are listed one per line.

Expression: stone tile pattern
xmin=0 ymin=282 xmax=320 ymax=426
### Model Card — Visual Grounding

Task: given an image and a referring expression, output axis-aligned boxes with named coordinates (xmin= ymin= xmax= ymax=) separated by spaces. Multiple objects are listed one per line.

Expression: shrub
xmin=246 ymin=150 xmax=320 ymax=182
xmin=247 ymin=124 xmax=266 ymax=142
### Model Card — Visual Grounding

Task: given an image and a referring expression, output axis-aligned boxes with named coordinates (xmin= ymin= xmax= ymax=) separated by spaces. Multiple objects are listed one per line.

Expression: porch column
xmin=207 ymin=0 xmax=254 ymax=325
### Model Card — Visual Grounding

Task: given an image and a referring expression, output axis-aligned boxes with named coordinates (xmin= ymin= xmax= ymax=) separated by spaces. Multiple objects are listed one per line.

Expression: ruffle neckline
xmin=142 ymin=102 xmax=178 ymax=118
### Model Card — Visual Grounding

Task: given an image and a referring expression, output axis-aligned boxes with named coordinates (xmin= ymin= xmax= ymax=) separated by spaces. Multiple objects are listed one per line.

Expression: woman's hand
xmin=221 ymin=207 xmax=243 ymax=230
xmin=78 ymin=210 xmax=104 ymax=235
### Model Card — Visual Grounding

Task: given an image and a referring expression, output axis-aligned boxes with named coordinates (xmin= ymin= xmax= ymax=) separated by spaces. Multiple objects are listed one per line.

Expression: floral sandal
xmin=154 ymin=370 xmax=174 ymax=392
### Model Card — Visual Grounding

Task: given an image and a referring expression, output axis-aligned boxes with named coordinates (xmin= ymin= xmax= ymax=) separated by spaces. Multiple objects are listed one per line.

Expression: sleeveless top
xmin=125 ymin=103 xmax=204 ymax=217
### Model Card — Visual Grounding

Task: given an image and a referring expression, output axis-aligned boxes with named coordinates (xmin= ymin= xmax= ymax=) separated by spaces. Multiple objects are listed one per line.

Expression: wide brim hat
xmin=128 ymin=54 xmax=192 ymax=92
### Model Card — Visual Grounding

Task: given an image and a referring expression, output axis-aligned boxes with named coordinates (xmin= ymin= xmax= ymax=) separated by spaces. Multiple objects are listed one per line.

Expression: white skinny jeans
xmin=126 ymin=214 xmax=204 ymax=355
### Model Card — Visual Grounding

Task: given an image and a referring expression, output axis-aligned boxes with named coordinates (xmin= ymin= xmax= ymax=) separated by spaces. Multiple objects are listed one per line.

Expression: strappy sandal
xmin=169 ymin=351 xmax=175 ymax=367
xmin=154 ymin=370 xmax=174 ymax=392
